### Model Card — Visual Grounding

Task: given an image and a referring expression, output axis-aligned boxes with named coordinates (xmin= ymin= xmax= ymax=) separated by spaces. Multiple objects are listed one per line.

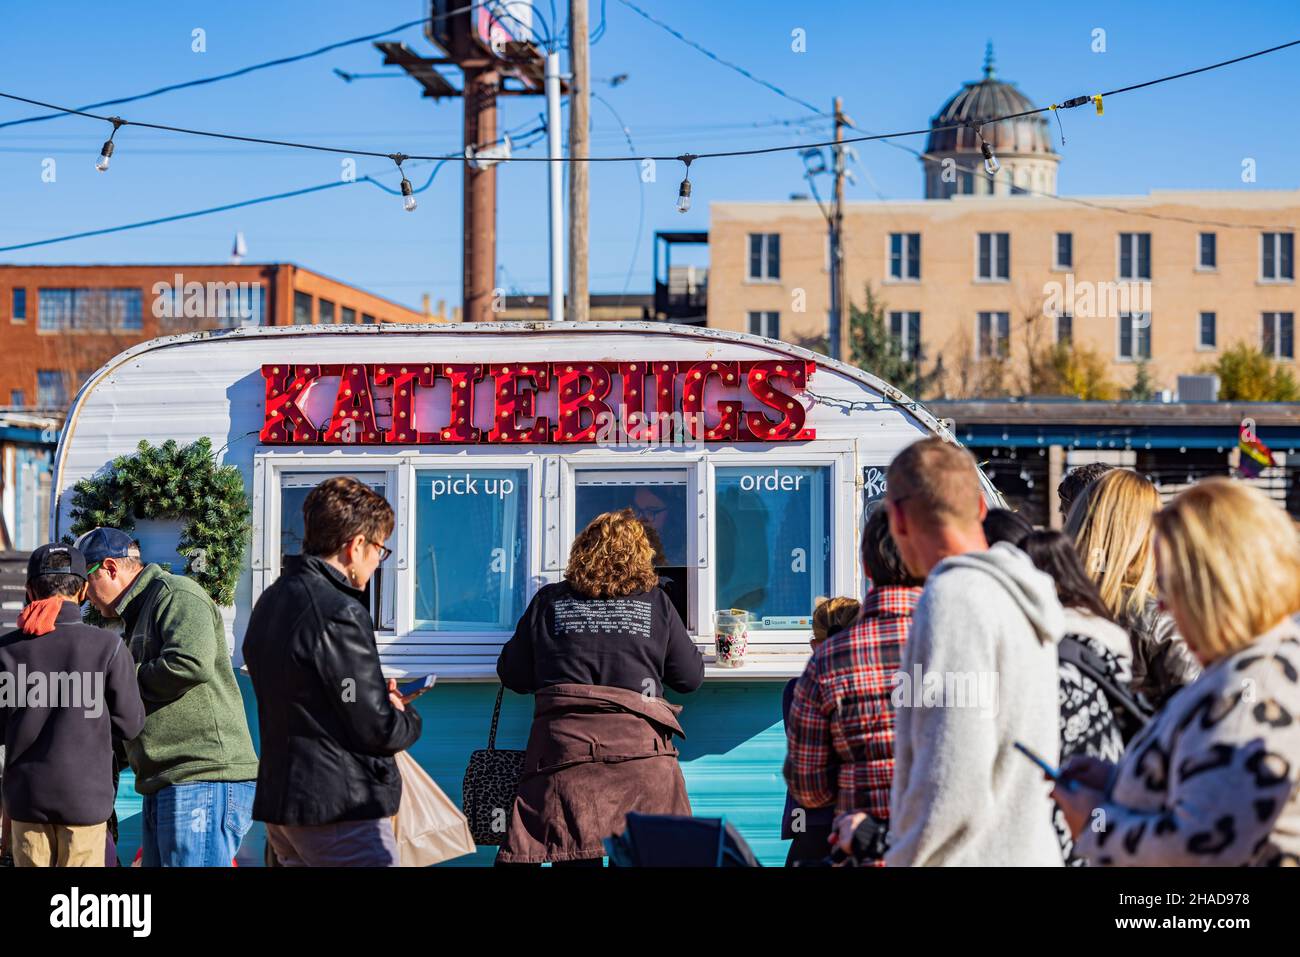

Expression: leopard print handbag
xmin=461 ymin=684 xmax=526 ymax=846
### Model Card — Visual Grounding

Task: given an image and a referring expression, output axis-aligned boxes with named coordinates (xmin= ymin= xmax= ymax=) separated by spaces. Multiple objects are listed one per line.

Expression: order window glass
xmin=714 ymin=465 xmax=830 ymax=630
xmin=573 ymin=469 xmax=689 ymax=623
xmin=281 ymin=471 xmax=389 ymax=628
xmin=414 ymin=468 xmax=528 ymax=632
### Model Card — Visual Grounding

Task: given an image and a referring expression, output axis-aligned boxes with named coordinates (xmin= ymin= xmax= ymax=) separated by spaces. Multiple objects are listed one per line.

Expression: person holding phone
xmin=1053 ymin=480 xmax=1300 ymax=866
xmin=244 ymin=477 xmax=422 ymax=867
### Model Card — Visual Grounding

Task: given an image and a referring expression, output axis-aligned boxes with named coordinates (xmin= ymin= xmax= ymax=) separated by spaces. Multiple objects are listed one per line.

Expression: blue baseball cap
xmin=73 ymin=527 xmax=141 ymax=571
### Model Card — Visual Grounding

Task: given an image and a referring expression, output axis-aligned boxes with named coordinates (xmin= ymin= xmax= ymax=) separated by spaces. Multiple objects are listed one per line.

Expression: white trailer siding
xmin=52 ymin=322 xmax=994 ymax=679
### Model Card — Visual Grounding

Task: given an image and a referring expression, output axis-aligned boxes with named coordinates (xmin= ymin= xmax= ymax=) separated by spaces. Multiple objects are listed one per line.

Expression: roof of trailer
xmin=66 ymin=320 xmax=956 ymax=442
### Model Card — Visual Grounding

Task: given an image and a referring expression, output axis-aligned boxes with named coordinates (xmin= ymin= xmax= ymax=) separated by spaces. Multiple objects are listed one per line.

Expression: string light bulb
xmin=96 ymin=117 xmax=125 ymax=173
xmin=389 ymin=152 xmax=416 ymax=212
xmin=974 ymin=126 xmax=1000 ymax=175
xmin=675 ymin=154 xmax=696 ymax=213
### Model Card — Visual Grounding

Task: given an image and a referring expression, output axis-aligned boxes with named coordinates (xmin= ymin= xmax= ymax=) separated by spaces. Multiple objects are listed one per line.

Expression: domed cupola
xmin=923 ymin=43 xmax=1060 ymax=198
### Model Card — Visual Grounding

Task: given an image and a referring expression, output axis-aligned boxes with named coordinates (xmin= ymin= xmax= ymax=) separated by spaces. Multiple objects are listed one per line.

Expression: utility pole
xmin=383 ymin=5 xmax=554 ymax=325
xmin=545 ymin=50 xmax=565 ymax=323
xmin=463 ymin=64 xmax=499 ymax=323
xmin=567 ymin=0 xmax=590 ymax=322
xmin=829 ymin=96 xmax=848 ymax=361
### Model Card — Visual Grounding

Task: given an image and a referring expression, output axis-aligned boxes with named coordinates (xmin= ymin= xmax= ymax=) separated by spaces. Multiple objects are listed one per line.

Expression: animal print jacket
xmin=1074 ymin=617 xmax=1300 ymax=866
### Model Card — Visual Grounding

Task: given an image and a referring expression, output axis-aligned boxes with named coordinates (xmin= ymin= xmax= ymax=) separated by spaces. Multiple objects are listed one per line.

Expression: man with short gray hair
xmin=883 ymin=438 xmax=1065 ymax=866
xmin=77 ymin=527 xmax=258 ymax=867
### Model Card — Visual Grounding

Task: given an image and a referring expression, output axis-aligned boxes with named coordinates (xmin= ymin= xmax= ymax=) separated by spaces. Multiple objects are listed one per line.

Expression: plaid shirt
xmin=784 ymin=585 xmax=922 ymax=824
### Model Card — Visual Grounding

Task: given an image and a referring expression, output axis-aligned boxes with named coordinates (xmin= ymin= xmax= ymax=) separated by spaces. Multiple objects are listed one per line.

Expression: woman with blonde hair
xmin=1054 ymin=478 xmax=1300 ymax=865
xmin=1065 ymin=467 xmax=1199 ymax=704
xmin=495 ymin=509 xmax=704 ymax=866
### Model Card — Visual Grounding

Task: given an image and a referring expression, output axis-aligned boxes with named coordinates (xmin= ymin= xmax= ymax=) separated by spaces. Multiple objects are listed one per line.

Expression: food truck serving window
xmin=413 ymin=468 xmax=529 ymax=632
xmin=714 ymin=466 xmax=830 ymax=630
xmin=573 ymin=469 xmax=691 ymax=624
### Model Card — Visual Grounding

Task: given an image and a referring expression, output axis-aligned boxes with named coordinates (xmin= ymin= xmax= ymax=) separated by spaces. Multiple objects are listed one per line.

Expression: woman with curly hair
xmin=494 ymin=509 xmax=704 ymax=866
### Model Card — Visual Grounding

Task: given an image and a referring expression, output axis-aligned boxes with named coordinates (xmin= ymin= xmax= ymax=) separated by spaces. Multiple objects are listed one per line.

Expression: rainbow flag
xmin=1239 ymin=423 xmax=1275 ymax=478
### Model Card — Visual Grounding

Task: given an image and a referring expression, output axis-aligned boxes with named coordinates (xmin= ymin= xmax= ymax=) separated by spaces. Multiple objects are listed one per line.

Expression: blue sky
xmin=1 ymin=0 xmax=1297 ymax=310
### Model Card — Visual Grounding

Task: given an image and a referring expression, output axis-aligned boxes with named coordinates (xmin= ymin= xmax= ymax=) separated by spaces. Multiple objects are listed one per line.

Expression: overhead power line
xmin=2 ymin=37 xmax=1297 ymax=169
xmin=0 ymin=3 xmax=480 ymax=132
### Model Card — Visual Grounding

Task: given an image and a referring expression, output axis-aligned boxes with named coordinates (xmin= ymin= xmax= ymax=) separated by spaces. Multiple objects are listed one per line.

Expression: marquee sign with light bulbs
xmin=259 ymin=359 xmax=816 ymax=445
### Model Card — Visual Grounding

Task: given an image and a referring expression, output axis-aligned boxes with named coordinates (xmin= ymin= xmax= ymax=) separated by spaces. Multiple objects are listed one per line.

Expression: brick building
xmin=0 ymin=262 xmax=444 ymax=410
xmin=704 ymin=51 xmax=1299 ymax=397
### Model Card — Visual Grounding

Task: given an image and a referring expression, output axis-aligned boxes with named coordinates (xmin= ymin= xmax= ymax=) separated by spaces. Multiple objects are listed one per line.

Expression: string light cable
xmin=0 ymin=35 xmax=1295 ymax=251
xmin=0 ymin=2 xmax=481 ymax=132
xmin=618 ymin=0 xmax=1300 ymax=230
xmin=2 ymin=35 xmax=1292 ymax=170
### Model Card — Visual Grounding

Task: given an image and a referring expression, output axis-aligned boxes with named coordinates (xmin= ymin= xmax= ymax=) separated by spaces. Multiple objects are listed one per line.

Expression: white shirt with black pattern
xmin=1074 ymin=617 xmax=1300 ymax=867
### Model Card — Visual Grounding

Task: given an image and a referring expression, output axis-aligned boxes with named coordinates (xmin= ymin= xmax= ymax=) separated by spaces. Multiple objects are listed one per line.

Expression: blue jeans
xmin=141 ymin=781 xmax=255 ymax=867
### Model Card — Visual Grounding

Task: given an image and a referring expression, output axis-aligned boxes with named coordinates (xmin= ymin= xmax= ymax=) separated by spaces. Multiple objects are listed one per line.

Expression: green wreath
xmin=68 ymin=437 xmax=251 ymax=606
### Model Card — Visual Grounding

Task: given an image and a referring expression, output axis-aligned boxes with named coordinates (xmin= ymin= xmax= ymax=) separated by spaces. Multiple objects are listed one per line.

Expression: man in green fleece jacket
xmin=77 ymin=527 xmax=258 ymax=867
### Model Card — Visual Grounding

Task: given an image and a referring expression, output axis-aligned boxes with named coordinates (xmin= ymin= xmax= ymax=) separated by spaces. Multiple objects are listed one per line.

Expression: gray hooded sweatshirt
xmin=886 ymin=542 xmax=1066 ymax=867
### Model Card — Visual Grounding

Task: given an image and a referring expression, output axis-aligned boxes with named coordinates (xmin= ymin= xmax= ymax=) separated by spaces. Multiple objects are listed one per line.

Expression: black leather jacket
xmin=243 ymin=555 xmax=422 ymax=826
xmin=1123 ymin=593 xmax=1202 ymax=708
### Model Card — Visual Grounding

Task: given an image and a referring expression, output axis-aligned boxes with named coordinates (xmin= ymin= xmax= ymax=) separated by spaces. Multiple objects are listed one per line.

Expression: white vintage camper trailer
xmin=50 ymin=321 xmax=998 ymax=865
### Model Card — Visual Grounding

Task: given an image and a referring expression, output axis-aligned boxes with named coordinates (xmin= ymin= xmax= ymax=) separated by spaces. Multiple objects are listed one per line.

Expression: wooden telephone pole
xmin=567 ymin=0 xmax=591 ymax=322
xmin=381 ymin=4 xmax=554 ymax=323
xmin=827 ymin=98 xmax=850 ymax=360
xmin=463 ymin=64 xmax=499 ymax=324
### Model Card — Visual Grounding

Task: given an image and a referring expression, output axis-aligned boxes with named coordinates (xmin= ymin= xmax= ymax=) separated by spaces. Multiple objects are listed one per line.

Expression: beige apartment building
xmin=706 ymin=49 xmax=1299 ymax=397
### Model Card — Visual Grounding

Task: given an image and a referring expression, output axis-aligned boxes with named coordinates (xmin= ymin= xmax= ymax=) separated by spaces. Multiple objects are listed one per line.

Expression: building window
xmin=747 ymin=311 xmax=780 ymax=339
xmin=1198 ymin=232 xmax=1217 ymax=270
xmin=362 ymin=313 xmax=377 ymax=325
xmin=413 ymin=468 xmax=529 ymax=632
xmin=37 ymin=288 xmax=143 ymax=331
xmin=977 ymin=311 xmax=1010 ymax=358
xmin=9 ymin=389 xmax=25 ymax=407
xmin=1263 ymin=312 xmax=1295 ymax=359
xmin=319 ymin=298 xmax=335 ymax=324
xmin=293 ymin=291 xmax=313 ymax=325
xmin=889 ymin=233 xmax=921 ymax=280
xmin=1262 ymin=232 xmax=1295 ymax=281
xmin=11 ymin=287 xmax=26 ymax=322
xmin=1056 ymin=313 xmax=1073 ymax=345
xmin=1199 ymin=312 xmax=1216 ymax=350
xmin=36 ymin=371 xmax=67 ymax=408
xmin=714 ymin=465 xmax=830 ymax=631
xmin=1118 ymin=233 xmax=1152 ymax=280
xmin=888 ymin=311 xmax=921 ymax=359
xmin=747 ymin=233 xmax=781 ymax=281
xmin=1118 ymin=313 xmax=1152 ymax=360
xmin=341 ymin=306 xmax=357 ymax=324
xmin=1054 ymin=232 xmax=1073 ymax=270
xmin=977 ymin=233 xmax=1010 ymax=280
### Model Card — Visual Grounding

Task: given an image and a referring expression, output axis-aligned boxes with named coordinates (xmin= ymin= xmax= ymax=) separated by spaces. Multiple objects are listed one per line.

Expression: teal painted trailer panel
xmin=114 ymin=676 xmax=794 ymax=867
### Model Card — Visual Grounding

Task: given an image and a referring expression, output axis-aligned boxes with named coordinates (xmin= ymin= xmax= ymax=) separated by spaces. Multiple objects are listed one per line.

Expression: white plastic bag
xmin=392 ymin=751 xmax=476 ymax=867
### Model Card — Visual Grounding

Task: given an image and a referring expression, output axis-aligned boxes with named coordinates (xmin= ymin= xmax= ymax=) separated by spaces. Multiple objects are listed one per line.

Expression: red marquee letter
xmin=375 ymin=363 xmax=438 ymax=443
xmin=434 ymin=363 xmax=485 ymax=443
xmin=681 ymin=360 xmax=742 ymax=441
xmin=324 ymin=363 xmax=383 ymax=444
xmin=741 ymin=360 xmax=816 ymax=441
xmin=619 ymin=361 xmax=678 ymax=441
xmin=260 ymin=364 xmax=324 ymax=443
xmin=489 ymin=362 xmax=551 ymax=443
xmin=552 ymin=362 xmax=612 ymax=443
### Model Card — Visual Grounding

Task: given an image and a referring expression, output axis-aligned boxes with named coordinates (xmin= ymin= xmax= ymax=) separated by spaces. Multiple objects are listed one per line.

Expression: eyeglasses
xmin=370 ymin=541 xmax=393 ymax=562
xmin=635 ymin=505 xmax=668 ymax=520
xmin=85 ymin=561 xmax=103 ymax=577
